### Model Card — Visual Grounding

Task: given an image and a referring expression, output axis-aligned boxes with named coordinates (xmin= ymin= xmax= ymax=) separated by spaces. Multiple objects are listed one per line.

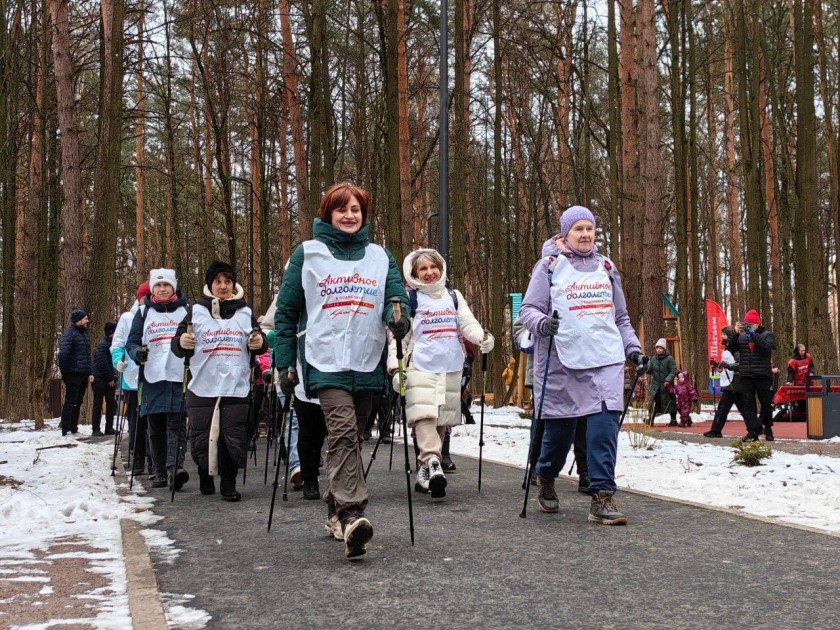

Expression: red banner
xmin=705 ymin=299 xmax=729 ymax=363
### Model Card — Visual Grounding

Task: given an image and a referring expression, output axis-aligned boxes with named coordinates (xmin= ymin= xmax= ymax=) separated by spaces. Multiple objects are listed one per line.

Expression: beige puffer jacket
xmin=387 ymin=249 xmax=491 ymax=427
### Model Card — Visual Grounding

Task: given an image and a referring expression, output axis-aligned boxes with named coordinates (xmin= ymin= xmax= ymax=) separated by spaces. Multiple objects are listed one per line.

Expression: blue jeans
xmin=279 ymin=394 xmax=300 ymax=470
xmin=535 ymin=402 xmax=620 ymax=493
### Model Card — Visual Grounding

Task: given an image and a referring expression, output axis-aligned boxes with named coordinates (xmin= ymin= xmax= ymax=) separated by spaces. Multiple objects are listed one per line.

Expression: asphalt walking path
xmin=137 ymin=438 xmax=840 ymax=629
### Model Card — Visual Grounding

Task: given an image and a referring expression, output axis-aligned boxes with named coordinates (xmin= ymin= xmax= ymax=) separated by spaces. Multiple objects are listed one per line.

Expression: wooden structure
xmin=637 ymin=291 xmax=682 ymax=364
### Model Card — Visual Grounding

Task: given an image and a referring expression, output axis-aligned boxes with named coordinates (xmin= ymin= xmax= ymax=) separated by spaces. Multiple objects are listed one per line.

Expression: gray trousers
xmin=317 ymin=389 xmax=373 ymax=512
xmin=148 ymin=412 xmax=187 ymax=474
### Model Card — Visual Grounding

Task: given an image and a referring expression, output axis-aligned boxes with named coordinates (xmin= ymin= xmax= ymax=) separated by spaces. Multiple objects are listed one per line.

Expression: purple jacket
xmin=519 ymin=236 xmax=642 ymax=418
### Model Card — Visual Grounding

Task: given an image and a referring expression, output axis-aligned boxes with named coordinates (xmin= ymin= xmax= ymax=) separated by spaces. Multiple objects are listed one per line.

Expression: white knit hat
xmin=149 ymin=268 xmax=177 ymax=293
xmin=655 ymin=338 xmax=667 ymax=350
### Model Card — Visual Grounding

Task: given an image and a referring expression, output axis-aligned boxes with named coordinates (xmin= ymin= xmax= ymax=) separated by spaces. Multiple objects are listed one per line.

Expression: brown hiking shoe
xmin=341 ymin=510 xmax=373 ymax=560
xmin=588 ymin=490 xmax=628 ymax=525
xmin=537 ymin=476 xmax=559 ymax=513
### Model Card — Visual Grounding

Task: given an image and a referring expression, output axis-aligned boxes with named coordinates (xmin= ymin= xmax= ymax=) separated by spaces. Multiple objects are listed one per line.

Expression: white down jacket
xmin=387 ymin=249 xmax=492 ymax=427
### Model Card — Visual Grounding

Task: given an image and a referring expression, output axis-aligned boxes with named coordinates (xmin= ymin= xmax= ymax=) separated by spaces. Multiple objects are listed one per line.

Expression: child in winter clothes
xmin=671 ymin=371 xmax=698 ymax=427
xmin=388 ymin=248 xmax=494 ymax=500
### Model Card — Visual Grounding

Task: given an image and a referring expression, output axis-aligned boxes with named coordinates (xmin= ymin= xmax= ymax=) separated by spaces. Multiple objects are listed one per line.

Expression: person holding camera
xmin=704 ymin=336 xmax=744 ymax=438
xmin=725 ymin=310 xmax=776 ymax=441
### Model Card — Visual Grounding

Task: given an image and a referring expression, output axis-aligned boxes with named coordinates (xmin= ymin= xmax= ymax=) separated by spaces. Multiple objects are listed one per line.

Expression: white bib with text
xmin=188 ymin=304 xmax=253 ymax=398
xmin=411 ymin=291 xmax=464 ymax=374
xmin=142 ymin=306 xmax=187 ymax=383
xmin=302 ymin=240 xmax=388 ymax=373
xmin=549 ymin=256 xmax=625 ymax=370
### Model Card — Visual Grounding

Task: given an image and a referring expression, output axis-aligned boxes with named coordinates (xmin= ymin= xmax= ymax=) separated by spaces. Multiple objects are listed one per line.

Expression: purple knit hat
xmin=560 ymin=205 xmax=596 ymax=238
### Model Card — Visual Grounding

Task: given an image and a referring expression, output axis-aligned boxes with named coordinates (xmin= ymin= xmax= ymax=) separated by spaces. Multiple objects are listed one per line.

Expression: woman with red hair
xmin=273 ymin=183 xmax=410 ymax=560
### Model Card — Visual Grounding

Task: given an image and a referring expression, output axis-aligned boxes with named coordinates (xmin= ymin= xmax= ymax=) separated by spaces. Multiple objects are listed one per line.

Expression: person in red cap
xmin=726 ymin=309 xmax=776 ymax=441
xmin=111 ymin=281 xmax=153 ymax=475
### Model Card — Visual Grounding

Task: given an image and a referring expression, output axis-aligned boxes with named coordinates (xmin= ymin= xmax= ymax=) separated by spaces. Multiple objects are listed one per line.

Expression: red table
xmin=773 ymin=384 xmax=840 ymax=404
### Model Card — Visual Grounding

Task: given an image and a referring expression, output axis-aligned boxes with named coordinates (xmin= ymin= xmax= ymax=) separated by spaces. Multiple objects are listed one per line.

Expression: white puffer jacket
xmin=388 ymin=249 xmax=492 ymax=426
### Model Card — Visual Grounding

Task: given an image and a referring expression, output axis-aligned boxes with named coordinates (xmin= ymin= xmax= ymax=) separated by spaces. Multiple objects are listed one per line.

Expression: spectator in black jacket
xmin=727 ymin=309 xmax=776 ymax=442
xmin=57 ymin=310 xmax=93 ymax=436
xmin=91 ymin=322 xmax=118 ymax=436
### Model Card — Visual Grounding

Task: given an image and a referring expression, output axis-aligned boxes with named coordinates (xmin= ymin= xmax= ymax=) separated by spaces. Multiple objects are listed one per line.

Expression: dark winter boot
xmin=198 ymin=467 xmax=215 ymax=495
xmin=151 ymin=469 xmax=168 ymax=489
xmin=588 ymin=490 xmax=627 ymax=525
xmin=168 ymin=466 xmax=189 ymax=491
xmin=537 ymin=476 xmax=559 ymax=513
xmin=764 ymin=427 xmax=775 ymax=441
xmin=441 ymin=433 xmax=456 ymax=472
xmin=741 ymin=432 xmax=760 ymax=442
xmin=220 ymin=475 xmax=241 ymax=502
xmin=577 ymin=471 xmax=590 ymax=495
xmin=303 ymin=479 xmax=321 ymax=500
xmin=703 ymin=429 xmax=724 ymax=438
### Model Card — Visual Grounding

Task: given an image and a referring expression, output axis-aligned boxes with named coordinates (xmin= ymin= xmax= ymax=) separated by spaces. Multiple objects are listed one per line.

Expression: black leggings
xmin=294 ymin=399 xmax=327 ymax=483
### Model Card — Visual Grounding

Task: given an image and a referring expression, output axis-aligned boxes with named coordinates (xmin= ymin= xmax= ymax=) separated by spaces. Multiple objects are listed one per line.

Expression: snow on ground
xmin=0 ymin=418 xmax=209 ymax=628
xmin=450 ymin=405 xmax=840 ymax=535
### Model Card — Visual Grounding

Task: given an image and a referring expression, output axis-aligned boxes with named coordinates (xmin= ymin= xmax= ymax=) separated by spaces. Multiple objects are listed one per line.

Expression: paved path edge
xmin=112 ymin=450 xmax=168 ymax=630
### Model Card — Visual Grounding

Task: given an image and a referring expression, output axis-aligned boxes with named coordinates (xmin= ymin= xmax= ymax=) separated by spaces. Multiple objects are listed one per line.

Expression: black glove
xmin=388 ymin=315 xmax=410 ymax=341
xmin=629 ymin=352 xmax=650 ymax=375
xmin=135 ymin=347 xmax=149 ymax=364
xmin=279 ymin=368 xmax=298 ymax=396
xmin=539 ymin=313 xmax=561 ymax=336
xmin=262 ymin=370 xmax=272 ymax=385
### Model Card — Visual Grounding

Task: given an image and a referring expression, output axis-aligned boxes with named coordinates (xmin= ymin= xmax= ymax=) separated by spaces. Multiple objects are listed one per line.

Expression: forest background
xmin=1 ymin=0 xmax=838 ymax=423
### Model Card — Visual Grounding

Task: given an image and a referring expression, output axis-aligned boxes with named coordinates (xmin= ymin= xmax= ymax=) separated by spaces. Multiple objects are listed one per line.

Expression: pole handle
xmin=184 ymin=323 xmax=193 ymax=369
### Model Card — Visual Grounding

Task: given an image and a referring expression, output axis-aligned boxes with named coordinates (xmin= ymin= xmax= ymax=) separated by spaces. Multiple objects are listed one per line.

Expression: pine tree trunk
xmin=619 ymin=0 xmax=641 ymax=323
xmin=0 ymin=1 xmax=21 ymax=414
xmin=395 ymin=0 xmax=412 ymax=256
xmin=723 ymin=20 xmax=745 ymax=314
xmin=451 ymin=0 xmax=469 ymax=286
xmin=794 ymin=0 xmax=837 ymax=371
xmin=607 ymin=0 xmax=620 ymax=263
xmin=90 ymin=0 xmax=125 ymax=340
xmin=814 ymin=0 xmax=840 ymax=361
xmin=279 ymin=0 xmax=310 ymax=240
xmin=50 ymin=0 xmax=85 ymax=314
xmin=639 ymin=0 xmax=664 ymax=347
xmin=382 ymin=0 xmax=403 ymax=263
xmin=135 ymin=2 xmax=146 ymax=284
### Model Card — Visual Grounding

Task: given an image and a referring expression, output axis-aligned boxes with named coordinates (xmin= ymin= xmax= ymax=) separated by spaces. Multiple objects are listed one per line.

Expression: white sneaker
xmin=290 ymin=465 xmax=303 ymax=489
xmin=414 ymin=462 xmax=430 ymax=493
xmin=428 ymin=456 xmax=447 ymax=499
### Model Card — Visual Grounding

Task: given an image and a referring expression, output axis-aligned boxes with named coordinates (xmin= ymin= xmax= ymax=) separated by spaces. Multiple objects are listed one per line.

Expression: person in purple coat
xmin=519 ymin=206 xmax=647 ymax=525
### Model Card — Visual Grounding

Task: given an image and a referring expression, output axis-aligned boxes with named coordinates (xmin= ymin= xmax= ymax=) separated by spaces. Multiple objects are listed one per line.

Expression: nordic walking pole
xmin=520 ymin=311 xmax=557 ymax=519
xmin=129 ymin=352 xmax=147 ymax=491
xmin=243 ymin=328 xmax=260 ymax=485
xmin=172 ymin=325 xmax=192 ymax=503
xmin=111 ymin=373 xmax=125 ymax=476
xmin=282 ymin=378 xmax=297 ymax=502
xmin=268 ymin=389 xmax=294 ymax=532
xmin=619 ymin=357 xmax=648 ymax=429
xmin=388 ymin=404 xmax=397 ymax=471
xmin=478 ymin=331 xmax=489 ymax=492
xmin=365 ymin=397 xmax=391 ymax=480
xmin=264 ymin=380 xmax=275 ymax=484
xmin=392 ymin=299 xmax=415 ymax=545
